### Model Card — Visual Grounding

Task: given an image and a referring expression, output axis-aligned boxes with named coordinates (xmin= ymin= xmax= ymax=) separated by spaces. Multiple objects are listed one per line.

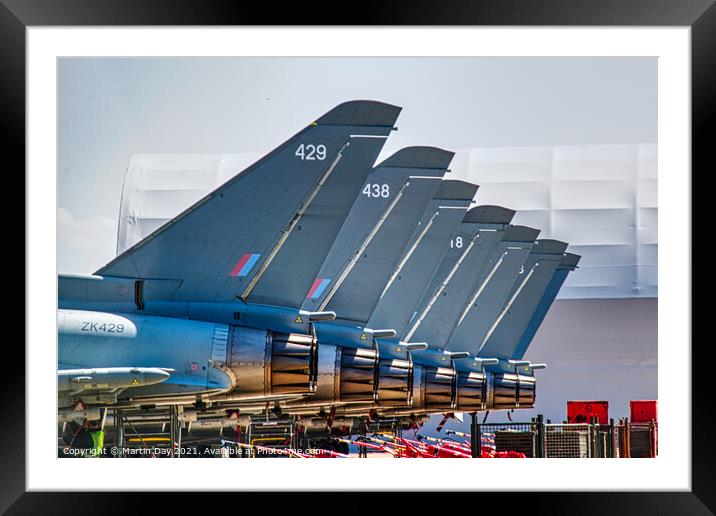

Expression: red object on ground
xmin=480 ymin=450 xmax=526 ymax=458
xmin=495 ymin=451 xmax=527 ymax=458
xmin=398 ymin=438 xmax=431 ymax=458
xmin=630 ymin=400 xmax=658 ymax=423
xmin=567 ymin=400 xmax=609 ymax=424
xmin=428 ymin=445 xmax=471 ymax=458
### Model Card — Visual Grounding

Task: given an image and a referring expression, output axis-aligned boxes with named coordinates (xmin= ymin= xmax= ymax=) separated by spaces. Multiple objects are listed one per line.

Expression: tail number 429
xmin=295 ymin=144 xmax=327 ymax=160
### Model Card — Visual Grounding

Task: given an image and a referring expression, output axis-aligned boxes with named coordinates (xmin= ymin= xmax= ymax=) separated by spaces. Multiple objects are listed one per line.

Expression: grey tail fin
xmin=403 ymin=205 xmax=515 ymax=348
xmin=445 ymin=225 xmax=540 ymax=354
xmin=307 ymin=147 xmax=454 ymax=323
xmin=365 ymin=180 xmax=478 ymax=336
xmin=247 ymin=131 xmax=414 ymax=307
xmin=295 ymin=150 xmax=428 ymax=313
xmin=96 ymin=101 xmax=401 ymax=304
xmin=477 ymin=239 xmax=569 ymax=359
xmin=511 ymin=252 xmax=580 ymax=359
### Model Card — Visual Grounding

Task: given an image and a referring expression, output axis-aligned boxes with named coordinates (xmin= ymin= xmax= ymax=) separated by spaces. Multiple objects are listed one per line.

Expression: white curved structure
xmin=116 ymin=143 xmax=657 ymax=300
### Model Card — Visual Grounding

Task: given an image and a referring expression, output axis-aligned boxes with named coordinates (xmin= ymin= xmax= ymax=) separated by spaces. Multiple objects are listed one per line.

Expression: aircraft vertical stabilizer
xmin=312 ymin=147 xmax=454 ymax=323
xmin=365 ymin=180 xmax=478 ymax=336
xmin=477 ymin=239 xmax=568 ymax=359
xmin=245 ymin=113 xmax=402 ymax=307
xmin=404 ymin=206 xmax=515 ymax=348
xmin=511 ymin=252 xmax=581 ymax=359
xmin=96 ymin=101 xmax=401 ymax=304
xmin=297 ymin=149 xmax=442 ymax=315
xmin=445 ymin=225 xmax=540 ymax=354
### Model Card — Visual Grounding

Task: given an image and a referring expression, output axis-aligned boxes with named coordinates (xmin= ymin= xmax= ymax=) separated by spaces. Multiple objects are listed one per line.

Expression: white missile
xmin=58 ymin=367 xmax=173 ymax=392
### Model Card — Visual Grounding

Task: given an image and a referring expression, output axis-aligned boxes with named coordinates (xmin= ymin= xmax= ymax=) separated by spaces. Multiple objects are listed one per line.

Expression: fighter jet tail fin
xmin=445 ymin=225 xmax=540 ymax=355
xmin=242 ymin=115 xmax=407 ymax=308
xmin=365 ymin=180 xmax=477 ymax=336
xmin=313 ymin=147 xmax=453 ymax=323
xmin=512 ymin=252 xmax=580 ymax=359
xmin=95 ymin=101 xmax=401 ymax=304
xmin=478 ymin=240 xmax=569 ymax=359
xmin=404 ymin=205 xmax=515 ymax=347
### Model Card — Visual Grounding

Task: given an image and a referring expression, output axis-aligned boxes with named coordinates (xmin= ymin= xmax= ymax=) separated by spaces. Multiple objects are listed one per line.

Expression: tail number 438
xmin=362 ymin=184 xmax=390 ymax=198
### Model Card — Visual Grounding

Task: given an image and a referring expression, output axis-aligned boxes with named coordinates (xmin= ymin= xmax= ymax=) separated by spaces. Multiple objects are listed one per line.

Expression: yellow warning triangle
xmin=295 ymin=315 xmax=303 ymax=324
xmin=359 ymin=334 xmax=367 ymax=341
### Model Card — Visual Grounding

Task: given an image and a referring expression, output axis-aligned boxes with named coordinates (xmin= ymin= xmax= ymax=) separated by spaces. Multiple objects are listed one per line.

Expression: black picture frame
xmin=5 ymin=0 xmax=710 ymax=513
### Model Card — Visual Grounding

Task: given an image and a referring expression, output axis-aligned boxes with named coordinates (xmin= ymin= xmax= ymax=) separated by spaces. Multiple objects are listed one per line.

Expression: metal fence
xmin=619 ymin=420 xmax=658 ymax=458
xmin=478 ymin=422 xmax=537 ymax=457
xmin=471 ymin=415 xmax=657 ymax=458
xmin=544 ymin=424 xmax=591 ymax=458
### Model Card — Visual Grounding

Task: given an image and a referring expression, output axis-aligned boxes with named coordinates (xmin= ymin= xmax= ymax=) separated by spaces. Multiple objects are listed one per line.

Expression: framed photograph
xmin=9 ymin=0 xmax=709 ymax=511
